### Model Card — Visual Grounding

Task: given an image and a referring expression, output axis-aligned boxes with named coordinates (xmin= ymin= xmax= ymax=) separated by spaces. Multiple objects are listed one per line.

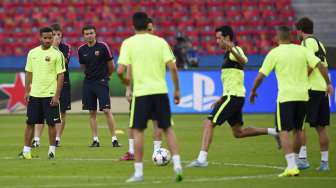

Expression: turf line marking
xmin=2 ymin=174 xmax=336 ymax=188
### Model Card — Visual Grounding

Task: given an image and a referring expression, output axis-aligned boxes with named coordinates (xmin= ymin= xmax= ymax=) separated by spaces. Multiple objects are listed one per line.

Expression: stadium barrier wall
xmin=0 ymin=70 xmax=335 ymax=114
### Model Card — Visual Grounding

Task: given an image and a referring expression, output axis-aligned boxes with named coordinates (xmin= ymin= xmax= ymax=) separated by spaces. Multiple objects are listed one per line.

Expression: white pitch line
xmin=1 ymin=174 xmax=336 ymax=188
xmin=0 ymin=156 xmax=284 ymax=170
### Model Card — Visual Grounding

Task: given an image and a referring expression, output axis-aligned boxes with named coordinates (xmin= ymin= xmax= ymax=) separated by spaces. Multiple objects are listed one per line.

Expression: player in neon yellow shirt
xmin=250 ymin=26 xmax=332 ymax=177
xmin=296 ymin=17 xmax=332 ymax=171
xmin=19 ymin=27 xmax=65 ymax=160
xmin=187 ymin=25 xmax=280 ymax=169
xmin=117 ymin=12 xmax=182 ymax=183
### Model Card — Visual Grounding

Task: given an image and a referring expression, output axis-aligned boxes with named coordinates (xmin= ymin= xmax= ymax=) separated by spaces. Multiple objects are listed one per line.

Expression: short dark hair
xmin=215 ymin=25 xmax=234 ymax=40
xmin=40 ymin=27 xmax=53 ymax=36
xmin=277 ymin=26 xmax=291 ymax=41
xmin=82 ymin=25 xmax=96 ymax=34
xmin=133 ymin=12 xmax=149 ymax=31
xmin=147 ymin=17 xmax=153 ymax=24
xmin=296 ymin=17 xmax=314 ymax=34
xmin=50 ymin=23 xmax=62 ymax=31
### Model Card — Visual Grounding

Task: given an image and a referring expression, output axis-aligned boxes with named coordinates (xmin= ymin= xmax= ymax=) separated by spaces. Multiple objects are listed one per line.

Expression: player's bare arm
xmin=51 ymin=73 xmax=64 ymax=106
xmin=167 ymin=60 xmax=180 ymax=104
xmin=220 ymin=40 xmax=247 ymax=64
xmin=316 ymin=63 xmax=334 ymax=96
xmin=107 ymin=59 xmax=115 ymax=76
xmin=250 ymin=73 xmax=266 ymax=104
xmin=117 ymin=64 xmax=130 ymax=86
xmin=125 ymin=64 xmax=133 ymax=102
xmin=25 ymin=71 xmax=32 ymax=102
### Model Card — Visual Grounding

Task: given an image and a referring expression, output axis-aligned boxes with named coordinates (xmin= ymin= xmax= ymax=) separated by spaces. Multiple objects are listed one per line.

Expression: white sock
xmin=33 ymin=137 xmax=40 ymax=142
xmin=153 ymin=140 xmax=161 ymax=151
xmin=23 ymin=146 xmax=31 ymax=153
xmin=295 ymin=153 xmax=299 ymax=164
xmin=285 ymin=153 xmax=297 ymax=169
xmin=299 ymin=145 xmax=307 ymax=159
xmin=321 ymin=151 xmax=328 ymax=162
xmin=112 ymin=136 xmax=117 ymax=142
xmin=267 ymin=128 xmax=277 ymax=136
xmin=48 ymin=145 xmax=56 ymax=154
xmin=128 ymin=139 xmax=134 ymax=154
xmin=93 ymin=136 xmax=99 ymax=142
xmin=134 ymin=162 xmax=143 ymax=177
xmin=56 ymin=137 xmax=60 ymax=141
xmin=172 ymin=155 xmax=182 ymax=171
xmin=197 ymin=150 xmax=208 ymax=163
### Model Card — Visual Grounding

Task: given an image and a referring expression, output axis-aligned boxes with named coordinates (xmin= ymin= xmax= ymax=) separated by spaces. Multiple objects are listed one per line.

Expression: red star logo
xmin=0 ymin=73 xmax=27 ymax=111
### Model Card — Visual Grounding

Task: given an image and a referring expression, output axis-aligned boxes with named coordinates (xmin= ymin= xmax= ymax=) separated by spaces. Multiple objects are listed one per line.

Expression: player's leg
xmin=315 ymin=126 xmax=329 ymax=171
xmin=152 ymin=120 xmax=162 ymax=152
xmin=102 ymin=109 xmax=120 ymax=147
xmin=277 ymin=102 xmax=300 ymax=177
xmin=55 ymin=112 xmax=66 ymax=147
xmin=32 ymin=124 xmax=44 ymax=147
xmin=44 ymin=97 xmax=61 ymax=159
xmin=55 ymin=85 xmax=71 ymax=147
xmin=19 ymin=96 xmax=43 ymax=159
xmin=188 ymin=96 xmax=234 ymax=168
xmin=82 ymin=81 xmax=99 ymax=147
xmin=126 ymin=96 xmax=149 ymax=182
xmin=121 ymin=101 xmax=134 ymax=160
xmin=313 ymin=92 xmax=330 ymax=171
xmin=89 ymin=110 xmax=100 ymax=147
xmin=153 ymin=94 xmax=182 ymax=182
xmin=97 ymin=80 xmax=120 ymax=147
xmin=297 ymin=129 xmax=309 ymax=169
xmin=120 ymin=128 xmax=135 ymax=160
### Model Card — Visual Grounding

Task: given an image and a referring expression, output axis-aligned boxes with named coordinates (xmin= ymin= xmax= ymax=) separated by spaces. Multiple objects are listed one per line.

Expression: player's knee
xmin=232 ymin=130 xmax=243 ymax=138
xmin=102 ymin=109 xmax=111 ymax=114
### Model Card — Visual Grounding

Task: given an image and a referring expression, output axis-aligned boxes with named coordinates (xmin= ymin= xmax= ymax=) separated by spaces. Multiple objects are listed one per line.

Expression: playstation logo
xmin=178 ymin=73 xmax=220 ymax=111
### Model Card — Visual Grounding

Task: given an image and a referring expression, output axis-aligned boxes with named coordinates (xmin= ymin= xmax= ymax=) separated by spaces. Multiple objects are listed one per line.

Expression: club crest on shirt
xmin=95 ymin=50 xmax=100 ymax=56
xmin=45 ymin=56 xmax=51 ymax=62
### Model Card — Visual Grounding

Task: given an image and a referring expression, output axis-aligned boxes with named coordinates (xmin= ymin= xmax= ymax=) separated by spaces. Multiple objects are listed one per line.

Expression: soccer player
xmin=296 ymin=17 xmax=332 ymax=171
xmin=187 ymin=25 xmax=280 ymax=168
xmin=32 ymin=23 xmax=71 ymax=147
xmin=117 ymin=12 xmax=183 ymax=182
xmin=19 ymin=27 xmax=65 ymax=159
xmin=78 ymin=25 xmax=120 ymax=147
xmin=250 ymin=26 xmax=332 ymax=177
xmin=120 ymin=17 xmax=163 ymax=161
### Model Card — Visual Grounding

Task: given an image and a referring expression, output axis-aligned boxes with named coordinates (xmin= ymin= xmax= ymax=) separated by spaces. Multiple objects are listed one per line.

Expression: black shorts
xmin=129 ymin=94 xmax=171 ymax=130
xmin=129 ymin=100 xmax=157 ymax=120
xmin=60 ymin=85 xmax=71 ymax=113
xmin=306 ymin=90 xmax=330 ymax=127
xmin=26 ymin=96 xmax=61 ymax=126
xmin=275 ymin=101 xmax=306 ymax=132
xmin=208 ymin=96 xmax=244 ymax=126
xmin=82 ymin=79 xmax=110 ymax=111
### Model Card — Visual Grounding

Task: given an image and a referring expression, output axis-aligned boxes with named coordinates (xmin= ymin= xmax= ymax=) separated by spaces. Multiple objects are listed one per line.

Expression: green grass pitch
xmin=0 ymin=114 xmax=335 ymax=188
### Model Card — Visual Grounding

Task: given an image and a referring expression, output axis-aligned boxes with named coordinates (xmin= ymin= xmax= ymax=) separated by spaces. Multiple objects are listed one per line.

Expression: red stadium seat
xmin=1 ymin=0 xmax=296 ymax=56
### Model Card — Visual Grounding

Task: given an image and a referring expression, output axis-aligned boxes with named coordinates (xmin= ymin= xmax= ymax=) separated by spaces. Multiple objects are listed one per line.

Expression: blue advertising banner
xmin=166 ymin=70 xmax=336 ymax=113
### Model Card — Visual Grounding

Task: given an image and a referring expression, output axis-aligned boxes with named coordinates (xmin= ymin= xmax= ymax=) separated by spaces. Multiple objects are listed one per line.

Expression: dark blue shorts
xmin=82 ymin=79 xmax=110 ymax=111
xmin=60 ymin=85 xmax=71 ymax=113
xmin=26 ymin=96 xmax=61 ymax=126
xmin=129 ymin=94 xmax=171 ymax=130
xmin=305 ymin=90 xmax=330 ymax=127
xmin=129 ymin=100 xmax=157 ymax=120
xmin=275 ymin=101 xmax=307 ymax=132
xmin=208 ymin=96 xmax=245 ymax=126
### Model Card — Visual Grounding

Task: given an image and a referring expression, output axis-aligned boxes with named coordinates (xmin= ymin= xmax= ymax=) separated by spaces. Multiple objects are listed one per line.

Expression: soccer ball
xmin=152 ymin=148 xmax=171 ymax=166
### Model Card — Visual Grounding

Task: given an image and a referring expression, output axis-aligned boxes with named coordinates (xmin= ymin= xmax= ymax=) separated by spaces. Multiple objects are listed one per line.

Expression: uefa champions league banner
xmin=166 ymin=70 xmax=336 ymax=113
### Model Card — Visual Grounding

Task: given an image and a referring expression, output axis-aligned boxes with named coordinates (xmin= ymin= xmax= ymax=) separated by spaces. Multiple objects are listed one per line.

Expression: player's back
xmin=120 ymin=33 xmax=174 ymax=96
xmin=264 ymin=44 xmax=313 ymax=102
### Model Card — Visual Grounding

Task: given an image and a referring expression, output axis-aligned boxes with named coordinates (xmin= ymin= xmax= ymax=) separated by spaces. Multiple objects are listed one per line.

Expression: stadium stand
xmin=0 ymin=0 xmax=296 ymax=57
